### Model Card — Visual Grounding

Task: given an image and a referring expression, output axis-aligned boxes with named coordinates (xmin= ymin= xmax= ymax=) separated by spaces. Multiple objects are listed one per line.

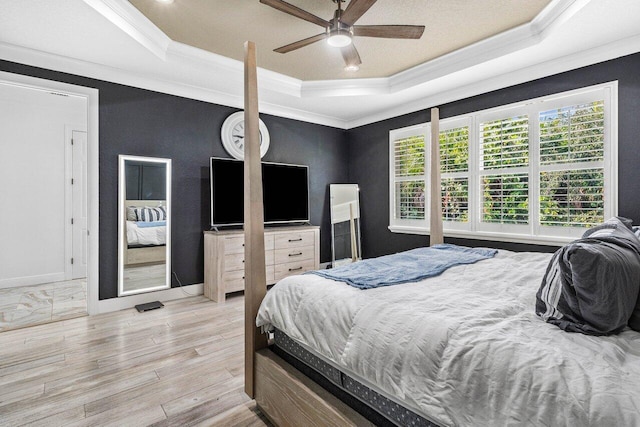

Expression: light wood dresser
xmin=204 ymin=225 xmax=320 ymax=302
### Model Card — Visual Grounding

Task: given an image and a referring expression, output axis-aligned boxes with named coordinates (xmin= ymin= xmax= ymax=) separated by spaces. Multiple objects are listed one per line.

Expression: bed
xmin=256 ymin=248 xmax=640 ymax=426
xmin=239 ymin=38 xmax=640 ymax=427
xmin=123 ymin=200 xmax=167 ymax=265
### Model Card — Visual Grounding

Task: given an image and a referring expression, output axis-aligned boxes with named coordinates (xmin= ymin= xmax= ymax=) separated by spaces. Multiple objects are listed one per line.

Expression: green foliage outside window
xmin=394 ymin=135 xmax=425 ymax=220
xmin=539 ymin=102 xmax=605 ymax=227
xmin=540 ymin=102 xmax=604 ymax=164
xmin=440 ymin=127 xmax=469 ymax=222
xmin=480 ymin=116 xmax=529 ymax=224
xmin=396 ymin=181 xmax=425 ymax=220
xmin=483 ymin=174 xmax=529 ymax=224
xmin=481 ymin=116 xmax=529 ymax=169
xmin=442 ymin=178 xmax=468 ymax=221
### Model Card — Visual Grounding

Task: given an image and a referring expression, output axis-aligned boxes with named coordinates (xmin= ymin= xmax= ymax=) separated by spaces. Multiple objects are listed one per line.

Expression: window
xmin=389 ymin=82 xmax=617 ymax=244
xmin=389 ymin=125 xmax=427 ymax=230
xmin=440 ymin=124 xmax=469 ymax=224
xmin=538 ymin=101 xmax=606 ymax=229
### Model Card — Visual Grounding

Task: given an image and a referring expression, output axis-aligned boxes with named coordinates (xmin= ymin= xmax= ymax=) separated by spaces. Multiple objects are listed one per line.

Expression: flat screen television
xmin=210 ymin=157 xmax=310 ymax=227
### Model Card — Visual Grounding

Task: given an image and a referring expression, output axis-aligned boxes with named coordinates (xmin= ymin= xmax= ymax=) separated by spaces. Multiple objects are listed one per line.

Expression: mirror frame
xmin=118 ymin=155 xmax=172 ymax=296
xmin=330 ymin=184 xmax=362 ymax=267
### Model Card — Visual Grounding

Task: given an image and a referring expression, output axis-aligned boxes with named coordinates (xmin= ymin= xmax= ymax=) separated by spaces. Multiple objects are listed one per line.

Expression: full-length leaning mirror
xmin=118 ymin=155 xmax=171 ymax=296
xmin=330 ymin=184 xmax=362 ymax=267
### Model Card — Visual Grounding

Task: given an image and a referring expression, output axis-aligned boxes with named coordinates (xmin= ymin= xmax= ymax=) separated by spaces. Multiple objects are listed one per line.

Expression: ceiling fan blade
xmin=353 ymin=25 xmax=425 ymax=39
xmin=340 ymin=0 xmax=377 ymax=26
xmin=260 ymin=0 xmax=329 ymax=28
xmin=341 ymin=43 xmax=362 ymax=67
xmin=274 ymin=33 xmax=328 ymax=54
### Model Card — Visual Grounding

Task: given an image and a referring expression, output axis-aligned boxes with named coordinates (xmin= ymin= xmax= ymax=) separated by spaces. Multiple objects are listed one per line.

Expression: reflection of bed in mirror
xmin=124 ymin=200 xmax=167 ymax=266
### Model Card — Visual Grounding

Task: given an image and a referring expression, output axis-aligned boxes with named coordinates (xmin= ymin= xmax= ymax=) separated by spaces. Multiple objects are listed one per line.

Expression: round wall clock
xmin=220 ymin=111 xmax=270 ymax=160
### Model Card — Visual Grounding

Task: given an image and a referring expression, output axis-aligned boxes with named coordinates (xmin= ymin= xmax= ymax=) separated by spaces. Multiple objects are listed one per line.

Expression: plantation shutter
xmin=388 ymin=83 xmax=615 ymax=243
xmin=439 ymin=124 xmax=469 ymax=223
xmin=392 ymin=134 xmax=426 ymax=222
xmin=479 ymin=114 xmax=530 ymax=225
xmin=539 ymin=101 xmax=605 ymax=227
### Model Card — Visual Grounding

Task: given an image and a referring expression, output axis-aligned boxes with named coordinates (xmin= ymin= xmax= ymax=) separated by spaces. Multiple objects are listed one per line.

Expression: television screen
xmin=210 ymin=157 xmax=309 ymax=227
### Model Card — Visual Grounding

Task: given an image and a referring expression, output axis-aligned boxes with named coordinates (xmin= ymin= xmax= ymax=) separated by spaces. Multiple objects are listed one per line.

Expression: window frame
xmin=388 ymin=123 xmax=429 ymax=232
xmin=388 ymin=82 xmax=618 ymax=245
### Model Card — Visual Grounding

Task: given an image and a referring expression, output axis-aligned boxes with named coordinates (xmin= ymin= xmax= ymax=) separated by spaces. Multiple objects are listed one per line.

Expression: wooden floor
xmin=0 ymin=294 xmax=272 ymax=427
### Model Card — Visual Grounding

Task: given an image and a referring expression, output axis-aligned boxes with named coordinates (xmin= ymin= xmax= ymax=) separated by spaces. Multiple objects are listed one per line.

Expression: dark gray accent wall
xmin=0 ymin=60 xmax=348 ymax=300
xmin=4 ymin=51 xmax=639 ymax=298
xmin=346 ymin=52 xmax=640 ymax=258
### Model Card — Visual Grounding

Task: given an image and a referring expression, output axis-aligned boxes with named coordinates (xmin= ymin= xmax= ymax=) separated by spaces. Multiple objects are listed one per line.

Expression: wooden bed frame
xmin=242 ymin=41 xmax=443 ymax=426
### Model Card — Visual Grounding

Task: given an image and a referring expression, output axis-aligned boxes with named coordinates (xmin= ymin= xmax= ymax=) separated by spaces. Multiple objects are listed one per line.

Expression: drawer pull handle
xmin=289 ymin=266 xmax=303 ymax=272
xmin=289 ymin=252 xmax=303 ymax=257
xmin=242 ymin=276 xmax=245 ymax=279
xmin=288 ymin=238 xmax=303 ymax=242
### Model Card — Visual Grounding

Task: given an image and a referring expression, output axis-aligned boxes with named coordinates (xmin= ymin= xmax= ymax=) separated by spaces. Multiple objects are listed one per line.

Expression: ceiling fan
xmin=259 ymin=0 xmax=425 ymax=71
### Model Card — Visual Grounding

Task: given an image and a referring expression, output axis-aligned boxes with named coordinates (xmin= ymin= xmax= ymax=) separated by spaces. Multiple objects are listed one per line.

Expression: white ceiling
xmin=0 ymin=0 xmax=639 ymax=129
xmin=128 ymin=0 xmax=551 ymax=81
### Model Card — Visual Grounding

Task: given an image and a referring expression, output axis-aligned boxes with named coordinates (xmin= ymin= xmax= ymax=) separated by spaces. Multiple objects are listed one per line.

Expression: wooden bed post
xmin=243 ymin=41 xmax=268 ymax=399
xmin=430 ymin=107 xmax=443 ymax=246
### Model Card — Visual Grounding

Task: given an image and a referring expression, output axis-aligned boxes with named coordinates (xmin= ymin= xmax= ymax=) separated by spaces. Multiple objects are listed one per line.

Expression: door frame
xmin=0 ymin=71 xmax=100 ymax=315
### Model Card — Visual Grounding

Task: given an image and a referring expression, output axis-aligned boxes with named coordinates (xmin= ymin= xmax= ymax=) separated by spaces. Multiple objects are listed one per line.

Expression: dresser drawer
xmin=224 ymin=235 xmax=275 ymax=255
xmin=223 ymin=236 xmax=245 ymax=255
xmin=205 ymin=227 xmax=318 ymax=303
xmin=274 ymin=231 xmax=315 ymax=249
xmin=224 ymin=250 xmax=274 ymax=272
xmin=274 ymin=258 xmax=316 ymax=281
xmin=274 ymin=246 xmax=314 ymax=265
xmin=224 ymin=266 xmax=275 ymax=293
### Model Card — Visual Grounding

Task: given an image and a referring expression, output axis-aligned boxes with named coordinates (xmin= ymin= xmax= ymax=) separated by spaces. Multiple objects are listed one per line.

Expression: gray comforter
xmin=257 ymin=249 xmax=640 ymax=426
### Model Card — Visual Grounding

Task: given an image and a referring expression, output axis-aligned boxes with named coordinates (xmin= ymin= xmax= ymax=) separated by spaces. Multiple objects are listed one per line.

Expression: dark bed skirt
xmin=272 ymin=329 xmax=440 ymax=427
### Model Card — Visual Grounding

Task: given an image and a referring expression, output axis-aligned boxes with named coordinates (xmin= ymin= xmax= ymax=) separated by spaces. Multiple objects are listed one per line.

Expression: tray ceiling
xmin=129 ymin=0 xmax=551 ymax=80
xmin=1 ymin=0 xmax=639 ymax=128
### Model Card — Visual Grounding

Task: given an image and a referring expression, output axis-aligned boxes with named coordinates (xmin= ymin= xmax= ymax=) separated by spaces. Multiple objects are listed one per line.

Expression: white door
xmin=72 ymin=130 xmax=88 ymax=279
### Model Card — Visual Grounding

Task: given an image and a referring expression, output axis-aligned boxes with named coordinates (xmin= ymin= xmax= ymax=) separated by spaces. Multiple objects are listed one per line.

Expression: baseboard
xmin=97 ymin=283 xmax=203 ymax=314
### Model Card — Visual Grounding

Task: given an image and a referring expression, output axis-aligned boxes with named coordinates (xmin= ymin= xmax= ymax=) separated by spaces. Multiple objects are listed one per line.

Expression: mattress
xmin=256 ymin=249 xmax=640 ymax=426
xmin=126 ymin=220 xmax=166 ymax=246
xmin=273 ymin=328 xmax=437 ymax=426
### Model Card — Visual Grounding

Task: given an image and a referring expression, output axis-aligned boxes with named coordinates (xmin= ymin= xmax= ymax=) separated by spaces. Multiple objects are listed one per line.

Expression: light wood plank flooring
xmin=0 ymin=294 xmax=272 ymax=426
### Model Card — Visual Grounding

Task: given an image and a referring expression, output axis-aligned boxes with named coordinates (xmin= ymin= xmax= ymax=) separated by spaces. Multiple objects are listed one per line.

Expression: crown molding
xmin=166 ymin=42 xmax=302 ymax=99
xmin=304 ymin=0 xmax=589 ymax=97
xmin=3 ymin=30 xmax=639 ymax=130
xmin=82 ymin=0 xmax=171 ymax=60
xmin=81 ymin=0 xmax=589 ymax=100
xmin=3 ymin=0 xmax=637 ymax=130
xmin=530 ymin=0 xmax=591 ymax=36
xmin=301 ymin=77 xmax=389 ymax=97
xmin=344 ymin=32 xmax=640 ymax=129
xmin=0 ymin=41 xmax=347 ymax=128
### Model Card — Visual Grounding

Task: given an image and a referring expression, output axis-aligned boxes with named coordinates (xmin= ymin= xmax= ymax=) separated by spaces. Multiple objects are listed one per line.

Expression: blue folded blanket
xmin=136 ymin=221 xmax=166 ymax=228
xmin=309 ymin=244 xmax=497 ymax=289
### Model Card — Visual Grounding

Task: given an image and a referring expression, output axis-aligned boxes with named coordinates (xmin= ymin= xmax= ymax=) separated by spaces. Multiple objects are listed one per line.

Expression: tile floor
xmin=0 ymin=279 xmax=87 ymax=332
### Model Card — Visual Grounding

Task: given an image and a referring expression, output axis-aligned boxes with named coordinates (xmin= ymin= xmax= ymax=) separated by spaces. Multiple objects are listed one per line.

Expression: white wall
xmin=0 ymin=82 xmax=86 ymax=288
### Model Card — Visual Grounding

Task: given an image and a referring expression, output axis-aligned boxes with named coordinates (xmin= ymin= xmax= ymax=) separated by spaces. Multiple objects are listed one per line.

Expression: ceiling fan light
xmin=155 ymin=0 xmax=174 ymax=4
xmin=327 ymin=29 xmax=352 ymax=48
